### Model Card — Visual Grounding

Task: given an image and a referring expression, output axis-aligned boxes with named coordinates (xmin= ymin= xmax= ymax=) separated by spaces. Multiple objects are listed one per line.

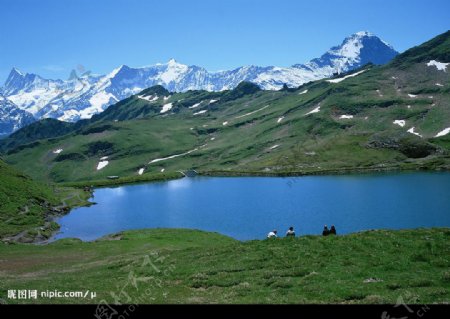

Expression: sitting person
xmin=267 ymin=229 xmax=278 ymax=238
xmin=322 ymin=225 xmax=330 ymax=236
xmin=329 ymin=225 xmax=337 ymax=235
xmin=286 ymin=226 xmax=295 ymax=237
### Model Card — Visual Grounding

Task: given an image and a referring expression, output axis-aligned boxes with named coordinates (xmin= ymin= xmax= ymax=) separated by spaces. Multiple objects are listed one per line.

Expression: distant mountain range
xmin=0 ymin=31 xmax=398 ymax=135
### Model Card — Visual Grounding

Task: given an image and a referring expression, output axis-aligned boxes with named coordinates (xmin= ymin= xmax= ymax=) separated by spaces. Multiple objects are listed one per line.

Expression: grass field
xmin=0 ymin=228 xmax=449 ymax=304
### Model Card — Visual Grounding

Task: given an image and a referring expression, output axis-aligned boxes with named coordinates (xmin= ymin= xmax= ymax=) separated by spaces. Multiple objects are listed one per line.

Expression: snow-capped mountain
xmin=0 ymin=31 xmax=398 ymax=135
xmin=0 ymin=94 xmax=35 ymax=137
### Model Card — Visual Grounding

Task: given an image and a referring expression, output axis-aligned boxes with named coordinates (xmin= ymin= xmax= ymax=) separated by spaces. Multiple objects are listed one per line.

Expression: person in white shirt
xmin=267 ymin=230 xmax=278 ymax=238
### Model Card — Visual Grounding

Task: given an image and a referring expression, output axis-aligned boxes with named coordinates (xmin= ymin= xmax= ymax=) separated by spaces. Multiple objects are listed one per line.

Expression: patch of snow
xmin=435 ymin=127 xmax=450 ymax=138
xmin=149 ymin=147 xmax=199 ymax=164
xmin=164 ymin=96 xmax=171 ymax=101
xmin=53 ymin=148 xmax=63 ymax=154
xmin=188 ymin=102 xmax=202 ymax=109
xmin=299 ymin=89 xmax=308 ymax=95
xmin=339 ymin=115 xmax=354 ymax=119
xmin=138 ymin=168 xmax=145 ymax=175
xmin=193 ymin=110 xmax=207 ymax=115
xmin=209 ymin=99 xmax=218 ymax=104
xmin=277 ymin=116 xmax=284 ymax=123
xmin=426 ymin=60 xmax=449 ymax=72
xmin=138 ymin=94 xmax=159 ymax=102
xmin=305 ymin=106 xmax=320 ymax=115
xmin=97 ymin=161 xmax=109 ymax=170
xmin=160 ymin=103 xmax=173 ymax=113
xmin=190 ymin=127 xmax=194 ymax=130
xmin=269 ymin=144 xmax=279 ymax=150
xmin=407 ymin=127 xmax=422 ymax=138
xmin=235 ymin=105 xmax=270 ymax=119
xmin=222 ymin=121 xmax=228 ymax=126
xmin=428 ymin=96 xmax=433 ymax=99
xmin=391 ymin=76 xmax=397 ymax=80
xmin=407 ymin=105 xmax=411 ymax=109
xmin=210 ymin=137 xmax=215 ymax=141
xmin=393 ymin=120 xmax=405 ymax=127
xmin=326 ymin=70 xmax=366 ymax=83
xmin=364 ymin=116 xmax=368 ymax=120
xmin=408 ymin=94 xmax=417 ymax=98
xmin=84 ymin=92 xmax=118 ymax=119
xmin=435 ymin=83 xmax=443 ymax=87
xmin=58 ymin=109 xmax=81 ymax=122
xmin=160 ymin=168 xmax=165 ymax=172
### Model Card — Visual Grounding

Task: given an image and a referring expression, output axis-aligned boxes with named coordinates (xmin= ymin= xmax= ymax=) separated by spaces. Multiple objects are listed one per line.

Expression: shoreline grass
xmin=0 ymin=227 xmax=448 ymax=304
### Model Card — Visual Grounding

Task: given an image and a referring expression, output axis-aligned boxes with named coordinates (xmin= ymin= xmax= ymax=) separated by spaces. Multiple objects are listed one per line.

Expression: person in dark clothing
xmin=330 ymin=225 xmax=337 ymax=235
xmin=322 ymin=225 xmax=330 ymax=236
xmin=286 ymin=226 xmax=295 ymax=237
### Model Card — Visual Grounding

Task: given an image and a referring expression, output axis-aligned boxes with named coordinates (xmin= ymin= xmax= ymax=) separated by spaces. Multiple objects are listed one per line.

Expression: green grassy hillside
xmin=1 ymin=32 xmax=449 ymax=184
xmin=1 ymin=228 xmax=449 ymax=304
xmin=0 ymin=159 xmax=90 ymax=241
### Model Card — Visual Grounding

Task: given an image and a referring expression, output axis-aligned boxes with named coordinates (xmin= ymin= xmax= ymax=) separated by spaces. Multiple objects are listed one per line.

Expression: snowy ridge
xmin=0 ymin=31 xmax=398 ymax=135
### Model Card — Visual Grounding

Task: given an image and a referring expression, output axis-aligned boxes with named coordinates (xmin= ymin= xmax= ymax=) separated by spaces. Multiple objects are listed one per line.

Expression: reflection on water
xmin=53 ymin=172 xmax=450 ymax=241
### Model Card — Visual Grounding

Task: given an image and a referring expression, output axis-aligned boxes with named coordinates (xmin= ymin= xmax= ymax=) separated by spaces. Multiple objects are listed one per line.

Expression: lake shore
xmin=1 ymin=227 xmax=449 ymax=304
xmin=5 ymin=166 xmax=449 ymax=244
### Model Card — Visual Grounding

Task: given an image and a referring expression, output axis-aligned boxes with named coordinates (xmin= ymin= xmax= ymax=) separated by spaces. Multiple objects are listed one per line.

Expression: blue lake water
xmin=53 ymin=172 xmax=450 ymax=241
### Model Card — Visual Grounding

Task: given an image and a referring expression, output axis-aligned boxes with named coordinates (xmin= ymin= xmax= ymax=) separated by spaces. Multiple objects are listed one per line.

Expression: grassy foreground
xmin=0 ymin=228 xmax=449 ymax=304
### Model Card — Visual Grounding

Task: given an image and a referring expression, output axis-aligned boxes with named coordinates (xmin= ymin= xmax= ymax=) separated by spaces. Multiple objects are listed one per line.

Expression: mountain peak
xmin=4 ymin=67 xmax=26 ymax=91
xmin=68 ymin=69 xmax=78 ymax=81
xmin=108 ymin=65 xmax=129 ymax=78
xmin=354 ymin=31 xmax=374 ymax=37
xmin=11 ymin=67 xmax=24 ymax=77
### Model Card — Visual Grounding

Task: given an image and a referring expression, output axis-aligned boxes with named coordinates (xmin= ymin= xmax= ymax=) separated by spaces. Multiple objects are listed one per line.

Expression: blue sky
xmin=1 ymin=0 xmax=449 ymax=82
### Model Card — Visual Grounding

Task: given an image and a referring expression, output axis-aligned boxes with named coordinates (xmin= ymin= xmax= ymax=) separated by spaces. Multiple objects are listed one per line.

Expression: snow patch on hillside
xmin=407 ymin=127 xmax=422 ymax=137
xmin=426 ymin=60 xmax=449 ymax=72
xmin=326 ymin=70 xmax=366 ymax=83
xmin=435 ymin=127 xmax=450 ymax=137
xmin=138 ymin=94 xmax=159 ymax=102
xmin=160 ymin=103 xmax=173 ymax=113
xmin=189 ymin=102 xmax=202 ymax=109
xmin=235 ymin=105 xmax=269 ymax=119
xmin=393 ymin=120 xmax=405 ymax=127
xmin=305 ymin=106 xmax=320 ymax=115
xmin=97 ymin=161 xmax=109 ymax=170
xmin=149 ymin=147 xmax=199 ymax=164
